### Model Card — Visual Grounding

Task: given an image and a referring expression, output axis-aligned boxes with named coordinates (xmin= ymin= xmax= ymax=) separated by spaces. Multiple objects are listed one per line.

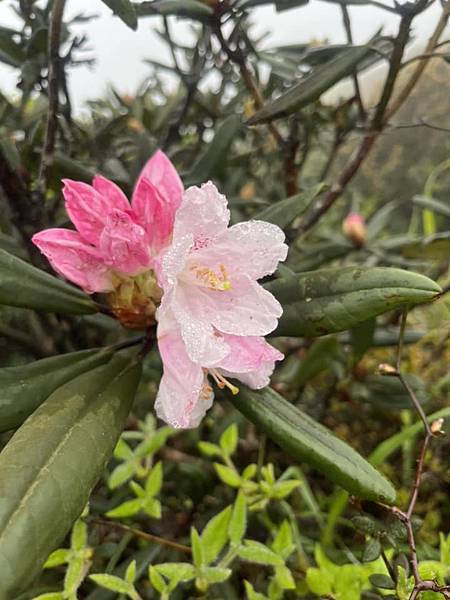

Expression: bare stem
xmin=89 ymin=517 xmax=192 ymax=555
xmin=38 ymin=0 xmax=67 ymax=194
xmin=214 ymin=22 xmax=285 ymax=148
xmin=340 ymin=5 xmax=365 ymax=120
xmin=386 ymin=1 xmax=450 ymax=120
xmin=395 ymin=311 xmax=432 ymax=435
xmin=297 ymin=0 xmax=438 ymax=234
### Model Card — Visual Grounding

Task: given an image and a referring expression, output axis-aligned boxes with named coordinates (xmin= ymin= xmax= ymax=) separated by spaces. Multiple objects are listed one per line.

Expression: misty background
xmin=0 ymin=0 xmax=444 ymax=115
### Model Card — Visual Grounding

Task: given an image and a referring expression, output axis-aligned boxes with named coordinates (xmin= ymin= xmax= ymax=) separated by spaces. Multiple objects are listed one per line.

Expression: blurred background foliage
xmin=0 ymin=0 xmax=449 ymax=598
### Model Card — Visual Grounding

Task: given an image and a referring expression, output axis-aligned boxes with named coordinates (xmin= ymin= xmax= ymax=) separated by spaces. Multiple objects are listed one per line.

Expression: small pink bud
xmin=343 ymin=213 xmax=367 ymax=247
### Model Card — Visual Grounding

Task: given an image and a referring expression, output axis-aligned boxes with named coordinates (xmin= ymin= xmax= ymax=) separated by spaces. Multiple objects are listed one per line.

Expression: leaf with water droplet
xmin=266 ymin=266 xmax=441 ymax=337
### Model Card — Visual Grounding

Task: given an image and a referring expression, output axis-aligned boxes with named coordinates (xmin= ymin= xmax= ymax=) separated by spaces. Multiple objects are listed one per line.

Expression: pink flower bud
xmin=343 ymin=213 xmax=367 ymax=247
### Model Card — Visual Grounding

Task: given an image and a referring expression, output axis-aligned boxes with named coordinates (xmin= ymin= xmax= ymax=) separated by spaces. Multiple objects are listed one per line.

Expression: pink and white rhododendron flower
xmin=154 ymin=182 xmax=287 ymax=428
xmin=33 ymin=150 xmax=183 ymax=327
xmin=32 ymin=151 xmax=287 ymax=429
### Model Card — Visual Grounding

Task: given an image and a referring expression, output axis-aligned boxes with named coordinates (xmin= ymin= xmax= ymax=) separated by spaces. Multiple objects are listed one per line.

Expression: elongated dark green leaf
xmin=247 ymin=45 xmax=375 ymax=124
xmin=0 ymin=249 xmax=97 ymax=315
xmin=285 ymin=337 xmax=340 ymax=387
xmin=0 ymin=28 xmax=25 ymax=67
xmin=401 ymin=232 xmax=450 ymax=260
xmin=256 ymin=183 xmax=327 ymax=229
xmin=266 ymin=267 xmax=441 ymax=337
xmin=0 ymin=348 xmax=114 ymax=433
xmin=53 ymin=152 xmax=96 ymax=182
xmin=100 ymin=0 xmax=138 ymax=30
xmin=239 ymin=0 xmax=309 ymax=9
xmin=369 ymin=407 xmax=450 ymax=466
xmin=184 ymin=115 xmax=241 ymax=186
xmin=230 ymin=386 xmax=396 ymax=503
xmin=0 ymin=233 xmax=26 ymax=258
xmin=136 ymin=0 xmax=214 ymax=20
xmin=0 ymin=355 xmax=141 ymax=598
xmin=358 ymin=375 xmax=429 ymax=410
xmin=412 ymin=195 xmax=450 ymax=217
xmin=340 ymin=327 xmax=424 ymax=347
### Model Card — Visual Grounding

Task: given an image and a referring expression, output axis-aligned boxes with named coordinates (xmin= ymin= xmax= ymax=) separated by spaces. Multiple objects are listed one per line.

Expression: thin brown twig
xmin=214 ymin=22 xmax=285 ymax=148
xmin=386 ymin=1 xmax=450 ymax=120
xmin=395 ymin=311 xmax=432 ymax=436
xmin=391 ymin=119 xmax=450 ymax=133
xmin=38 ymin=0 xmax=67 ymax=194
xmin=89 ymin=517 xmax=192 ymax=555
xmin=340 ymin=5 xmax=365 ymax=121
xmin=297 ymin=0 xmax=437 ymax=234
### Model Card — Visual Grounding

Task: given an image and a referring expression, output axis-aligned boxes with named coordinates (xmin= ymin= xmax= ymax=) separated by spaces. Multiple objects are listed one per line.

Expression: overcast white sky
xmin=0 ymin=0 xmax=444 ymax=113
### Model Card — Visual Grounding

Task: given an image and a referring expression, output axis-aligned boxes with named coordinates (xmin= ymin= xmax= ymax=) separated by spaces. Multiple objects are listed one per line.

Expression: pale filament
xmin=208 ymin=369 xmax=239 ymax=395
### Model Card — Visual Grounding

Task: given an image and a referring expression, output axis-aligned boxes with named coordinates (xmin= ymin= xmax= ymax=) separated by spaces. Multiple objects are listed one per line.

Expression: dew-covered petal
xmin=134 ymin=149 xmax=183 ymax=209
xmin=217 ymin=335 xmax=283 ymax=373
xmin=209 ymin=276 xmax=283 ymax=337
xmin=132 ymin=151 xmax=183 ymax=251
xmin=173 ymin=182 xmax=230 ymax=248
xmin=171 ymin=284 xmax=230 ymax=367
xmin=155 ymin=323 xmax=214 ymax=429
xmin=156 ymin=234 xmax=193 ymax=290
xmin=63 ymin=179 xmax=117 ymax=246
xmin=221 ymin=360 xmax=278 ymax=390
xmin=92 ymin=175 xmax=130 ymax=212
xmin=32 ymin=228 xmax=113 ymax=293
xmin=99 ymin=209 xmax=151 ymax=275
xmin=196 ymin=220 xmax=288 ymax=281
xmin=132 ymin=178 xmax=179 ymax=252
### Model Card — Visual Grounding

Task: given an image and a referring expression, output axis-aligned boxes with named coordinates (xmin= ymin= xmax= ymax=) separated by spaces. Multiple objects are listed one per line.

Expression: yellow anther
xmin=191 ymin=263 xmax=231 ymax=291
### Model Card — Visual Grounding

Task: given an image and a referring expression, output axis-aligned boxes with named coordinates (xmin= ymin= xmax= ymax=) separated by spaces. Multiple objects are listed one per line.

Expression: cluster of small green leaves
xmin=350 ymin=515 xmax=450 ymax=599
xmin=105 ymin=415 xmax=173 ymax=520
xmin=35 ymin=415 xmax=450 ymax=600
xmin=150 ymin=491 xmax=298 ymax=599
xmin=34 ymin=508 xmax=92 ymax=600
xmin=199 ymin=423 xmax=301 ymax=510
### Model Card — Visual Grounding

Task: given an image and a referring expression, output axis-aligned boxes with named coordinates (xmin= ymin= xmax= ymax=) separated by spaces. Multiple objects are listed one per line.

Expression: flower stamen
xmin=190 ymin=263 xmax=231 ymax=291
xmin=208 ymin=369 xmax=239 ymax=395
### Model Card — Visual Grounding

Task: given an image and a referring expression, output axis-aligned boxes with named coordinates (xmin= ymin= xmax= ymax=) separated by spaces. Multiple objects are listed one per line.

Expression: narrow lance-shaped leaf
xmin=0 ymin=355 xmax=142 ymax=598
xmin=0 ymin=347 xmax=114 ymax=433
xmin=230 ymin=385 xmax=396 ymax=503
xmin=255 ymin=183 xmax=327 ymax=229
xmin=136 ymin=0 xmax=214 ymax=20
xmin=266 ymin=266 xmax=441 ymax=337
xmin=100 ymin=0 xmax=138 ymax=30
xmin=412 ymin=195 xmax=450 ymax=218
xmin=0 ymin=248 xmax=98 ymax=315
xmin=184 ymin=115 xmax=241 ymax=186
xmin=247 ymin=44 xmax=377 ymax=124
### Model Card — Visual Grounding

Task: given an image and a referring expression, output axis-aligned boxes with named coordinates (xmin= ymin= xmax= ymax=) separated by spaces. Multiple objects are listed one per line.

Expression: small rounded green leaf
xmin=219 ymin=424 xmax=238 ymax=457
xmin=89 ymin=573 xmax=136 ymax=595
xmin=229 ymin=491 xmax=247 ymax=547
xmin=201 ymin=506 xmax=232 ymax=565
xmin=0 ymin=355 xmax=141 ymax=598
xmin=0 ymin=249 xmax=97 ymax=315
xmin=267 ymin=267 xmax=441 ymax=337
xmin=230 ymin=386 xmax=396 ymax=503
xmin=362 ymin=538 xmax=382 ymax=562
